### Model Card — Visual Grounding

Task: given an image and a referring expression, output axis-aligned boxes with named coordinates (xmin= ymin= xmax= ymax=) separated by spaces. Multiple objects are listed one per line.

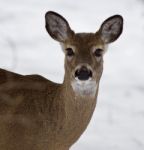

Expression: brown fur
xmin=0 ymin=67 xmax=99 ymax=150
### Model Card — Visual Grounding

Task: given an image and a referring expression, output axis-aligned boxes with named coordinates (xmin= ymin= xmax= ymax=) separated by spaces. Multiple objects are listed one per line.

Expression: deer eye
xmin=66 ymin=48 xmax=75 ymax=57
xmin=94 ymin=48 xmax=103 ymax=57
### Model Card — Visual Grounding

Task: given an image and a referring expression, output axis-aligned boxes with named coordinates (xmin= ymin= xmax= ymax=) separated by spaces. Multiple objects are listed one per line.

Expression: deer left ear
xmin=99 ymin=15 xmax=123 ymax=43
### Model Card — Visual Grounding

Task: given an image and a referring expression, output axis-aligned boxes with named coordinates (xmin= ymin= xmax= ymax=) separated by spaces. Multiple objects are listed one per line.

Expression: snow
xmin=0 ymin=0 xmax=144 ymax=149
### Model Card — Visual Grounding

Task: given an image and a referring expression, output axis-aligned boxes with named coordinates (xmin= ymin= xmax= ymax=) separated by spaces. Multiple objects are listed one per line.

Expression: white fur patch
xmin=71 ymin=79 xmax=97 ymax=97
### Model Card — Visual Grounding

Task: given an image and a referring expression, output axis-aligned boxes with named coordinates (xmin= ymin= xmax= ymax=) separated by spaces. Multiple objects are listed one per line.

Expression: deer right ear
xmin=99 ymin=15 xmax=123 ymax=43
xmin=45 ymin=11 xmax=74 ymax=42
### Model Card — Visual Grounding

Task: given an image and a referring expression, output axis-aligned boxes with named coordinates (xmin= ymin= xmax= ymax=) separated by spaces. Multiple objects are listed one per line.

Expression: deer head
xmin=45 ymin=11 xmax=123 ymax=97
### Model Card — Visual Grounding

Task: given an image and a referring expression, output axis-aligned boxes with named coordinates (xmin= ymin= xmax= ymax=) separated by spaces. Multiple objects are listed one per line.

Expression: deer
xmin=0 ymin=11 xmax=123 ymax=150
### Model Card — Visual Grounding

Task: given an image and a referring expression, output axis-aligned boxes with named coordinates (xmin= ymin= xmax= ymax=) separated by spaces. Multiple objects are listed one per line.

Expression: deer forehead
xmin=61 ymin=33 xmax=106 ymax=53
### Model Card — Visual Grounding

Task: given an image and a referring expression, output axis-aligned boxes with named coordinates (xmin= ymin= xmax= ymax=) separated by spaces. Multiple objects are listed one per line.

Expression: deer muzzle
xmin=75 ymin=66 xmax=92 ymax=81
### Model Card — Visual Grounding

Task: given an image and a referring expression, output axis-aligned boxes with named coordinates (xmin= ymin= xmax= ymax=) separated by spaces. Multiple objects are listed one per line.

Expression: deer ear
xmin=45 ymin=11 xmax=74 ymax=42
xmin=99 ymin=15 xmax=123 ymax=43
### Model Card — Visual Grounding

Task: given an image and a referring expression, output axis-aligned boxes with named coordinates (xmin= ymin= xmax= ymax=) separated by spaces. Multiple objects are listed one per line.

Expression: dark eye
xmin=66 ymin=48 xmax=74 ymax=57
xmin=94 ymin=48 xmax=103 ymax=57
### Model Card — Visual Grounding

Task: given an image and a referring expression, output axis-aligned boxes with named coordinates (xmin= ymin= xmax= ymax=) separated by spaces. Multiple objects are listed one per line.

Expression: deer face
xmin=45 ymin=11 xmax=123 ymax=97
xmin=61 ymin=33 xmax=105 ymax=97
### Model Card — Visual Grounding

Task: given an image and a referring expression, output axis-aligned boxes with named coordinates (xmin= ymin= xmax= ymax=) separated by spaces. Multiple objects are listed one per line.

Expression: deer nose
xmin=75 ymin=66 xmax=92 ymax=81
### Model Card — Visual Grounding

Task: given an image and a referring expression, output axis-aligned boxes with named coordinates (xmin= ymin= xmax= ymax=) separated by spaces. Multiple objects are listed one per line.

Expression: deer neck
xmin=56 ymin=73 xmax=99 ymax=144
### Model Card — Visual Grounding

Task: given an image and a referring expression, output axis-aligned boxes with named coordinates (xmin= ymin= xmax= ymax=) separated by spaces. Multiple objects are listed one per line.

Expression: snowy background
xmin=0 ymin=0 xmax=144 ymax=149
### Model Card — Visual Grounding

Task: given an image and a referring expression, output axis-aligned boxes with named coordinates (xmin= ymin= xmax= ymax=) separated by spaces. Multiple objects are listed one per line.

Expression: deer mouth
xmin=71 ymin=65 xmax=97 ymax=97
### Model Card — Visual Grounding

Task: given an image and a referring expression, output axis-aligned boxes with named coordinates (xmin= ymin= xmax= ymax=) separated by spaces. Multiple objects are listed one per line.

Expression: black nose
xmin=75 ymin=66 xmax=92 ymax=81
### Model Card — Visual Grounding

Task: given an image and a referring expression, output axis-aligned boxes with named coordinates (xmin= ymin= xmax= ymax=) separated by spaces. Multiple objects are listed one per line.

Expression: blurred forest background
xmin=0 ymin=0 xmax=144 ymax=149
